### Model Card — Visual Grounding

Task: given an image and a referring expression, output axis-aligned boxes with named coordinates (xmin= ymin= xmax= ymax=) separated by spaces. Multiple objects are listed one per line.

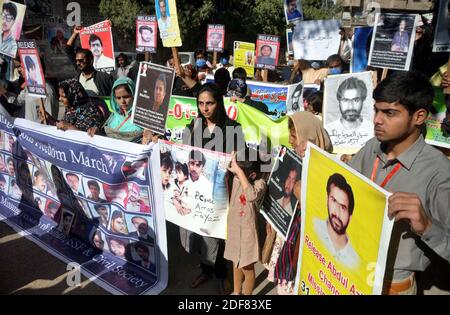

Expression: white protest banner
xmin=293 ymin=19 xmax=341 ymax=61
xmin=159 ymin=140 xmax=231 ymax=239
xmin=323 ymin=72 xmax=374 ymax=154
xmin=17 ymin=40 xmax=46 ymax=98
xmin=80 ymin=20 xmax=115 ymax=73
xmin=368 ymin=13 xmax=418 ymax=71
xmin=0 ymin=113 xmax=167 ymax=295
xmin=136 ymin=16 xmax=158 ymax=53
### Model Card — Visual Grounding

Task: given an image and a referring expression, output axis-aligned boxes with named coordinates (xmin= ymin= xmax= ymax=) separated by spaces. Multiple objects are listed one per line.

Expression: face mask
xmin=329 ymin=67 xmax=342 ymax=75
xmin=196 ymin=59 xmax=207 ymax=68
xmin=220 ymin=57 xmax=228 ymax=65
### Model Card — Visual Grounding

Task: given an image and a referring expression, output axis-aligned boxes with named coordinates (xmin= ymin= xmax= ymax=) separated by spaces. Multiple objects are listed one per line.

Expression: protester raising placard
xmin=261 ymin=147 xmax=302 ymax=239
xmin=131 ymin=62 xmax=175 ymax=135
xmin=323 ymin=71 xmax=374 ymax=154
xmin=159 ymin=140 xmax=231 ymax=239
xmin=17 ymin=40 xmax=46 ymax=98
xmin=206 ymin=24 xmax=225 ymax=53
xmin=255 ymin=34 xmax=280 ymax=70
xmin=368 ymin=13 xmax=418 ymax=71
xmin=0 ymin=0 xmax=26 ymax=58
xmin=79 ymin=20 xmax=115 ymax=73
xmin=136 ymin=16 xmax=157 ymax=53
xmin=294 ymin=143 xmax=393 ymax=295
xmin=292 ymin=19 xmax=341 ymax=61
xmin=233 ymin=41 xmax=255 ymax=78
xmin=155 ymin=0 xmax=182 ymax=47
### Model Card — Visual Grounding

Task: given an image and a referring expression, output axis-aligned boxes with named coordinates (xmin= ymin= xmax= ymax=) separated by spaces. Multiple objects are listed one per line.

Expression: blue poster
xmin=351 ymin=27 xmax=373 ymax=73
xmin=0 ymin=113 xmax=167 ymax=295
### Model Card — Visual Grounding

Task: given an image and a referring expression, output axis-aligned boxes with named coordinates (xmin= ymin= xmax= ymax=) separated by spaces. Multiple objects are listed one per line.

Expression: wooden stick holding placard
xmin=171 ymin=47 xmax=184 ymax=78
xmin=39 ymin=99 xmax=47 ymax=125
xmin=144 ymin=51 xmax=150 ymax=62
xmin=381 ymin=68 xmax=388 ymax=81
xmin=261 ymin=69 xmax=268 ymax=82
xmin=213 ymin=51 xmax=218 ymax=68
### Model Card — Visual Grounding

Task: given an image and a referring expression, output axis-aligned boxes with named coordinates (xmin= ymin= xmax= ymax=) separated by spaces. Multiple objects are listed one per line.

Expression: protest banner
xmin=261 ymin=147 xmax=301 ymax=239
xmin=155 ymin=0 xmax=182 ymax=47
xmin=159 ymin=140 xmax=231 ymax=239
xmin=255 ymin=34 xmax=280 ymax=70
xmin=80 ymin=20 xmax=115 ymax=73
xmin=292 ymin=20 xmax=341 ymax=61
xmin=0 ymin=0 xmax=26 ymax=58
xmin=433 ymin=0 xmax=450 ymax=52
xmin=284 ymin=0 xmax=303 ymax=25
xmin=233 ymin=41 xmax=255 ymax=78
xmin=351 ymin=27 xmax=373 ymax=73
xmin=136 ymin=16 xmax=157 ymax=53
xmin=425 ymin=88 xmax=450 ymax=148
xmin=323 ymin=72 xmax=374 ymax=154
xmin=368 ymin=13 xmax=418 ymax=71
xmin=286 ymin=28 xmax=294 ymax=56
xmin=294 ymin=143 xmax=393 ymax=295
xmin=47 ymin=26 xmax=70 ymax=55
xmin=132 ymin=62 xmax=175 ymax=135
xmin=206 ymin=24 xmax=225 ymax=53
xmin=164 ymin=95 xmax=290 ymax=155
xmin=17 ymin=40 xmax=46 ymax=98
xmin=0 ymin=113 xmax=167 ymax=295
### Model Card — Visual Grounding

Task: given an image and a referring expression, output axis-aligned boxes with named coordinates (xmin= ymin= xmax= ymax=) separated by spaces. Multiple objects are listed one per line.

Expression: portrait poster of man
xmin=0 ymin=0 xmax=26 ymax=58
xmin=323 ymin=71 xmax=374 ymax=154
xmin=294 ymin=143 xmax=393 ymax=295
xmin=284 ymin=0 xmax=303 ymax=25
xmin=368 ymin=13 xmax=418 ymax=71
xmin=155 ymin=0 xmax=182 ymax=47
xmin=136 ymin=16 xmax=157 ymax=53
xmin=17 ymin=40 xmax=46 ymax=98
xmin=292 ymin=19 xmax=341 ymax=61
xmin=255 ymin=34 xmax=280 ymax=70
xmin=131 ymin=62 xmax=175 ymax=135
xmin=286 ymin=28 xmax=294 ymax=55
xmin=433 ymin=0 xmax=450 ymax=52
xmin=350 ymin=26 xmax=373 ymax=73
xmin=206 ymin=24 xmax=225 ymax=53
xmin=79 ymin=20 xmax=115 ymax=73
xmin=286 ymin=81 xmax=304 ymax=114
xmin=233 ymin=40 xmax=255 ymax=78
xmin=261 ymin=146 xmax=302 ymax=239
xmin=159 ymin=140 xmax=231 ymax=239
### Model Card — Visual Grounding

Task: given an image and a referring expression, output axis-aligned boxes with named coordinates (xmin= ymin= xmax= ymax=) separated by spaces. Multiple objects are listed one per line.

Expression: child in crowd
xmin=224 ymin=149 xmax=267 ymax=295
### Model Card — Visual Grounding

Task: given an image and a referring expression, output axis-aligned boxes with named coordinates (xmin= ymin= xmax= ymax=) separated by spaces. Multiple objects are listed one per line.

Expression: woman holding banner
xmin=181 ymin=83 xmax=244 ymax=295
xmin=103 ymin=77 xmax=143 ymax=142
xmin=264 ymin=111 xmax=332 ymax=295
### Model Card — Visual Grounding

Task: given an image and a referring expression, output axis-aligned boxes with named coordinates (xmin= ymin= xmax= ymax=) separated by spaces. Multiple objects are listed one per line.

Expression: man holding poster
xmin=348 ymin=71 xmax=450 ymax=294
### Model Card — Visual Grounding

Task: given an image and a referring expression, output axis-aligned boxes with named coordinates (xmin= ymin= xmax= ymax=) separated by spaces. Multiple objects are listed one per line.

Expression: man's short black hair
xmin=336 ymin=77 xmax=367 ymax=102
xmin=327 ymin=54 xmax=342 ymax=66
xmin=139 ymin=25 xmax=153 ymax=34
xmin=232 ymin=67 xmax=247 ymax=81
xmin=89 ymin=34 xmax=103 ymax=47
xmin=3 ymin=2 xmax=17 ymax=20
xmin=189 ymin=149 xmax=206 ymax=166
xmin=24 ymin=56 xmax=35 ymax=71
xmin=87 ymin=180 xmax=100 ymax=190
xmin=326 ymin=173 xmax=354 ymax=215
xmin=76 ymin=48 xmax=94 ymax=61
xmin=373 ymin=71 xmax=434 ymax=115
xmin=66 ymin=172 xmax=79 ymax=180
